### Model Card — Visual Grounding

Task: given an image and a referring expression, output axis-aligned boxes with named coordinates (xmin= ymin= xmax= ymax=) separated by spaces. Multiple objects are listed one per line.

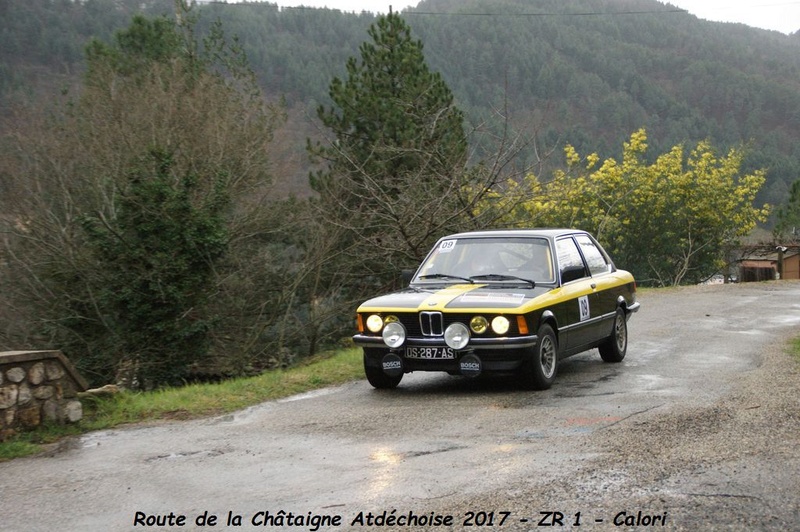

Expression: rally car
xmin=353 ymin=229 xmax=639 ymax=390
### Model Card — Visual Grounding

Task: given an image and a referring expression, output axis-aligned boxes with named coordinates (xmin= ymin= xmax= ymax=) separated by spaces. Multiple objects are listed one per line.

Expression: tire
xmin=599 ymin=308 xmax=627 ymax=362
xmin=520 ymin=323 xmax=558 ymax=390
xmin=363 ymin=350 xmax=403 ymax=389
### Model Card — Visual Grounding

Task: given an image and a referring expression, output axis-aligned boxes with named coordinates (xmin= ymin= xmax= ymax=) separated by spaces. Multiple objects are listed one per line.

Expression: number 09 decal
xmin=439 ymin=240 xmax=457 ymax=253
xmin=578 ymin=295 xmax=590 ymax=321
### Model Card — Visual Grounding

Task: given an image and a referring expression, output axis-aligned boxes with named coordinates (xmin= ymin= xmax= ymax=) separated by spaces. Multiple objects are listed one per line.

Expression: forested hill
xmin=2 ymin=0 xmax=799 ymax=210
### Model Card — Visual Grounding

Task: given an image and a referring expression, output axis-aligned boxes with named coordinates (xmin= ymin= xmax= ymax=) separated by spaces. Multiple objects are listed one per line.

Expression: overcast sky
xmin=268 ymin=1 xmax=800 ymax=34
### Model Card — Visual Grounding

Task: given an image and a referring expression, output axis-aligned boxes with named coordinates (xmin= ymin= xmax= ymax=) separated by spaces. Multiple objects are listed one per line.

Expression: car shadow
xmin=378 ymin=350 xmax=621 ymax=398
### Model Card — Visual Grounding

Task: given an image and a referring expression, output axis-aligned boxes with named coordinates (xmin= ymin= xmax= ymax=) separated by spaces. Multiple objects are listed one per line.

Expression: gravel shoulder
xmin=430 ymin=308 xmax=800 ymax=530
xmin=577 ymin=332 xmax=799 ymax=530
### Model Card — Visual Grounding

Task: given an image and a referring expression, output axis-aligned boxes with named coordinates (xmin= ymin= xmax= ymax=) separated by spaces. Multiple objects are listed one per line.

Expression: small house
xmin=738 ymin=247 xmax=800 ymax=281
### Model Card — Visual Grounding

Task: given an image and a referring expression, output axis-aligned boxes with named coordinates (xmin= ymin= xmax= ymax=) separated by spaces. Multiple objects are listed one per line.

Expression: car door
xmin=554 ymin=236 xmax=595 ymax=350
xmin=575 ymin=234 xmax=617 ymax=342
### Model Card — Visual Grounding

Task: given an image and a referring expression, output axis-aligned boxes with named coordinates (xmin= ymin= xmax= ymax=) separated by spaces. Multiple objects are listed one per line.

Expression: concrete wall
xmin=0 ymin=351 xmax=88 ymax=441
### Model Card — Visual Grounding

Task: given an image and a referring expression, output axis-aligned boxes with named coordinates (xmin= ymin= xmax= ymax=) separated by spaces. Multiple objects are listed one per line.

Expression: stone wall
xmin=0 ymin=350 xmax=88 ymax=441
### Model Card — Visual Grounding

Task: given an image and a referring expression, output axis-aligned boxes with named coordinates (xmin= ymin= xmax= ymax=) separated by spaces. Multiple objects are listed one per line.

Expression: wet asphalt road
xmin=1 ymin=282 xmax=799 ymax=532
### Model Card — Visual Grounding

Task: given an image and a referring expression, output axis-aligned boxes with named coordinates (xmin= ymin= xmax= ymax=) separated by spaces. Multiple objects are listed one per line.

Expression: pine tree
xmin=774 ymin=179 xmax=800 ymax=242
xmin=310 ymin=12 xmax=467 ymax=207
xmin=308 ymin=12 xmax=469 ymax=283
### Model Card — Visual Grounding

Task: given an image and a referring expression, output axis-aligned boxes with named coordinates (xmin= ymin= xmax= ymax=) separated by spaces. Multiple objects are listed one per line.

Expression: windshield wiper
xmin=469 ymin=274 xmax=536 ymax=287
xmin=418 ymin=273 xmax=474 ymax=283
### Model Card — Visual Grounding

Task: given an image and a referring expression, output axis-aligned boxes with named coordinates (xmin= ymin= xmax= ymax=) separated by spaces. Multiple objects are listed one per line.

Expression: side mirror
xmin=561 ymin=265 xmax=586 ymax=284
xmin=401 ymin=269 xmax=415 ymax=285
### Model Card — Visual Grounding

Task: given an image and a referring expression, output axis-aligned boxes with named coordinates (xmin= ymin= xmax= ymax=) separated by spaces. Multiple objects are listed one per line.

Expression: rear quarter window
xmin=576 ymin=234 xmax=612 ymax=276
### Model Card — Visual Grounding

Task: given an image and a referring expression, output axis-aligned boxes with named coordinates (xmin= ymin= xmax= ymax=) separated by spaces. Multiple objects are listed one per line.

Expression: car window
xmin=415 ymin=237 xmax=555 ymax=283
xmin=556 ymin=237 xmax=587 ymax=281
xmin=576 ymin=234 xmax=612 ymax=276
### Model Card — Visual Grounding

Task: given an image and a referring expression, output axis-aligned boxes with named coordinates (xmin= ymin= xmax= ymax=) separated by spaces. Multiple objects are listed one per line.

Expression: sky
xmin=268 ymin=1 xmax=800 ymax=34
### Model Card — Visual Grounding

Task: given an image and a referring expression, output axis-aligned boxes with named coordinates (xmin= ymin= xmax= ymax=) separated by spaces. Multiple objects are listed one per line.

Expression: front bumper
xmin=357 ymin=334 xmax=539 ymax=375
xmin=352 ymin=333 xmax=539 ymax=349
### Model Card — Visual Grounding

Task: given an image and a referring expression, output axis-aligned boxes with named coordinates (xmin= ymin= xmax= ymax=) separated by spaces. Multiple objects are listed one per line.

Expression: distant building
xmin=738 ymin=247 xmax=800 ymax=281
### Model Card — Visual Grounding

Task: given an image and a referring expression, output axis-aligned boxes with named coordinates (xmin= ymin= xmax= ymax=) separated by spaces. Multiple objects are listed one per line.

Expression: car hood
xmin=357 ymin=283 xmax=553 ymax=312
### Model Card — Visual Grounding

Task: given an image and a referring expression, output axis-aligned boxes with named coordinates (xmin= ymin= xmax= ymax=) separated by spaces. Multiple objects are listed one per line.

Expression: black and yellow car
xmin=353 ymin=229 xmax=639 ymax=390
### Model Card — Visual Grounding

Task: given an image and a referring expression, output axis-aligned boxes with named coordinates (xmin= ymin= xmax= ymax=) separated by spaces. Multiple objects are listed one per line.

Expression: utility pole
xmin=776 ymin=246 xmax=787 ymax=280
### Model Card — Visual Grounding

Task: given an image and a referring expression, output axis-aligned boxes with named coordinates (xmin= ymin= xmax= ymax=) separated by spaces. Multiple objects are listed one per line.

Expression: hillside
xmin=2 ymin=0 xmax=799 ymax=211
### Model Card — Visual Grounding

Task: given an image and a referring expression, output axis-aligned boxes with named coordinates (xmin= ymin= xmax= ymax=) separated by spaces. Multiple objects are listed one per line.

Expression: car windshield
xmin=414 ymin=237 xmax=555 ymax=285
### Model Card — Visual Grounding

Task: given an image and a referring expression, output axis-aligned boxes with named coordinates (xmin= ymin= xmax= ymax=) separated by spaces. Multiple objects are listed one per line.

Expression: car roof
xmin=440 ymin=228 xmax=588 ymax=240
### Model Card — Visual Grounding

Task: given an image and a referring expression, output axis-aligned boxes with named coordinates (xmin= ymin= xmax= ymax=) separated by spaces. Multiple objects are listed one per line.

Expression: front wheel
xmin=364 ymin=350 xmax=403 ymax=389
xmin=519 ymin=323 xmax=558 ymax=390
xmin=599 ymin=308 xmax=627 ymax=362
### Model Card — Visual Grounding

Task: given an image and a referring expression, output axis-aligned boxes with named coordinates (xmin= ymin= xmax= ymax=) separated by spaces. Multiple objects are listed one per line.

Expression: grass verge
xmin=791 ymin=336 xmax=800 ymax=363
xmin=0 ymin=348 xmax=363 ymax=462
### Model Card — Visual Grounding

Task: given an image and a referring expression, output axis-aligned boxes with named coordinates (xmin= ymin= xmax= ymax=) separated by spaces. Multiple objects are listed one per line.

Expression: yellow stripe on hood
xmin=356 ymin=284 xmax=485 ymax=313
xmin=415 ymin=284 xmax=484 ymax=311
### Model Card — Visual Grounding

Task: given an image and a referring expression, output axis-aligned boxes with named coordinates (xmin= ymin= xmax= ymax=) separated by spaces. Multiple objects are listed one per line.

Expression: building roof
xmin=739 ymin=248 xmax=800 ymax=262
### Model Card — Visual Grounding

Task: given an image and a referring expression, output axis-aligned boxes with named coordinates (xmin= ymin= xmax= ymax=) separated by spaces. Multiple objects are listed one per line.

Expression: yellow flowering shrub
xmin=476 ymin=129 xmax=769 ymax=286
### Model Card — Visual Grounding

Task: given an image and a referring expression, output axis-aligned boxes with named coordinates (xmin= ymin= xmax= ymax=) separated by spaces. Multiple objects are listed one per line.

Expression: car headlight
xmin=470 ymin=316 xmax=488 ymax=334
xmin=366 ymin=314 xmax=384 ymax=333
xmin=382 ymin=321 xmax=406 ymax=348
xmin=491 ymin=316 xmax=510 ymax=335
xmin=444 ymin=322 xmax=470 ymax=350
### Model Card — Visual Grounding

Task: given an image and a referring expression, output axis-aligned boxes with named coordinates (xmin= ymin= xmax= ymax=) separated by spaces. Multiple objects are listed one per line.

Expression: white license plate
xmin=405 ymin=346 xmax=456 ymax=359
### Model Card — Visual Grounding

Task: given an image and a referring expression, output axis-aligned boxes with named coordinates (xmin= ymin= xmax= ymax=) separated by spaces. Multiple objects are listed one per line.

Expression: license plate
xmin=405 ymin=346 xmax=456 ymax=359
